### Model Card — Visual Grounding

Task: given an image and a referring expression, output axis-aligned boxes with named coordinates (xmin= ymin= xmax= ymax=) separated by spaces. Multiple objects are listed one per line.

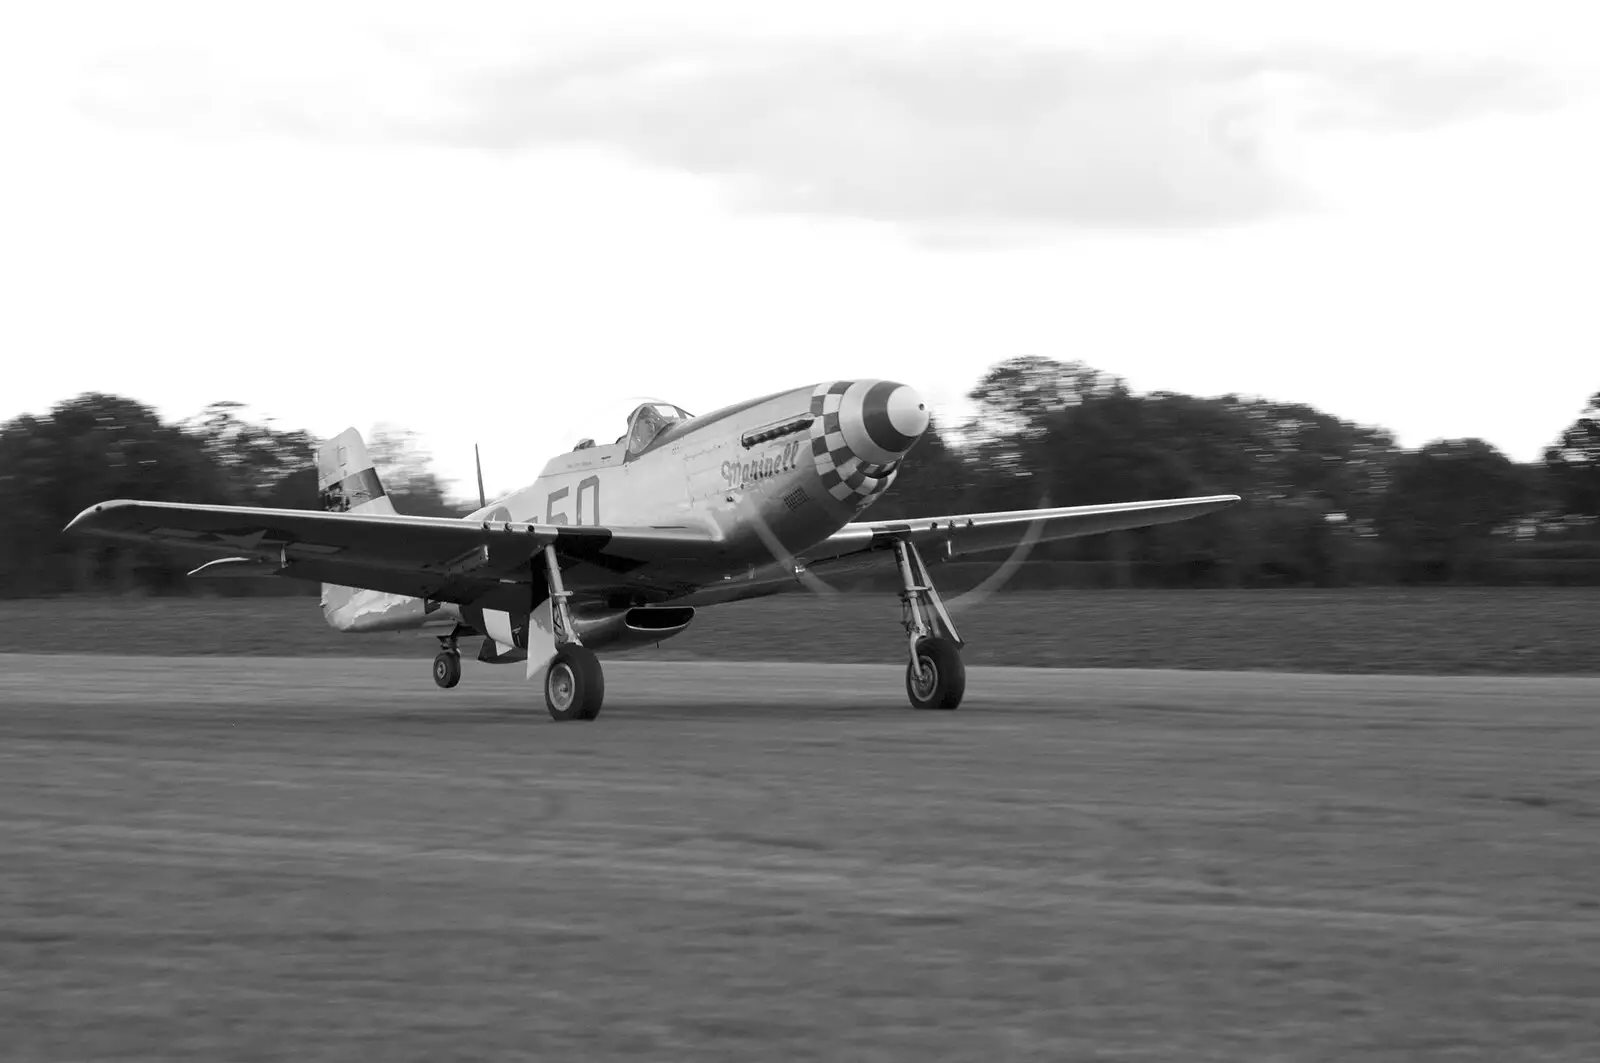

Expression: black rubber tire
xmin=906 ymin=637 xmax=965 ymax=710
xmin=544 ymin=645 xmax=605 ymax=721
xmin=432 ymin=651 xmax=462 ymax=689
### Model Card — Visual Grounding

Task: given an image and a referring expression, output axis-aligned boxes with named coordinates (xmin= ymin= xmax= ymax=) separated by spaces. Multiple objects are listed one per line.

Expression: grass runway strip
xmin=2 ymin=655 xmax=1598 ymax=1060
xmin=3 ymin=586 xmax=1599 ymax=674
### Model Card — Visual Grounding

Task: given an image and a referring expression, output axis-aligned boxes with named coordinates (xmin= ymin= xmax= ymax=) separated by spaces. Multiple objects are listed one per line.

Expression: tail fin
xmin=317 ymin=428 xmax=413 ymax=631
xmin=317 ymin=428 xmax=396 ymax=516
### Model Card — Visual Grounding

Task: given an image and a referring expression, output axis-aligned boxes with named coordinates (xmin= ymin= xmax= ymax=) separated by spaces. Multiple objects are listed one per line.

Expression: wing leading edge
xmin=65 ymin=493 xmax=1240 ymax=606
xmin=802 ymin=494 xmax=1242 ymax=567
xmin=63 ymin=499 xmax=719 ymax=608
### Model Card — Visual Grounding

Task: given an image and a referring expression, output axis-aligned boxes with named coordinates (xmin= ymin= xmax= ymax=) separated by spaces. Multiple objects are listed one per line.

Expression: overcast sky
xmin=2 ymin=1 xmax=1595 ymax=497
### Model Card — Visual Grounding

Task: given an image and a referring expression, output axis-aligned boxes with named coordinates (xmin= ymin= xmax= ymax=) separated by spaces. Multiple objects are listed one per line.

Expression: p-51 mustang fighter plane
xmin=66 ymin=380 xmax=1237 ymax=720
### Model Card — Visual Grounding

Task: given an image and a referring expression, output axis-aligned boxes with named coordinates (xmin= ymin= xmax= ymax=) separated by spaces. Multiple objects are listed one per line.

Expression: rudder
xmin=317 ymin=428 xmax=396 ymax=516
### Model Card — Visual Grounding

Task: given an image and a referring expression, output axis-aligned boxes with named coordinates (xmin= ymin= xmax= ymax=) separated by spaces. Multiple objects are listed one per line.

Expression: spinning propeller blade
xmin=745 ymin=475 xmax=1051 ymax=607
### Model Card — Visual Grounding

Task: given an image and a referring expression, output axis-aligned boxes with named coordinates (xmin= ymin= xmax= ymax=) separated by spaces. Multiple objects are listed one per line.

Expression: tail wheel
xmin=432 ymin=651 xmax=462 ymax=689
xmin=545 ymin=645 xmax=605 ymax=721
xmin=906 ymin=637 xmax=965 ymax=710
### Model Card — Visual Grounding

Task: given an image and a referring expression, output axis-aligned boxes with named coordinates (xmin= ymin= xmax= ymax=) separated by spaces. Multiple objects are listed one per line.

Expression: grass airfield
xmin=1 ymin=586 xmax=1597 ymax=673
xmin=3 ymin=652 xmax=1598 ymax=1060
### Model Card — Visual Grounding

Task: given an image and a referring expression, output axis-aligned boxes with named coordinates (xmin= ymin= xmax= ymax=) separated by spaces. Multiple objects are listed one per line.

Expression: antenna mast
xmin=474 ymin=444 xmax=487 ymax=509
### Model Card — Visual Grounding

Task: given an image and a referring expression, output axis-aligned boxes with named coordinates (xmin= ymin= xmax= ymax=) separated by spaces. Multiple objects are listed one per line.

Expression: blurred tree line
xmin=0 ymin=395 xmax=467 ymax=596
xmin=1 ymin=366 xmax=1597 ymax=596
xmin=869 ymin=357 xmax=1600 ymax=588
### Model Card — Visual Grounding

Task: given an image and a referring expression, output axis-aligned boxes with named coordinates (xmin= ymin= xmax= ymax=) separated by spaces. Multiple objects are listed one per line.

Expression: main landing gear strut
xmin=427 ymin=547 xmax=603 ymax=720
xmin=894 ymin=539 xmax=966 ymax=710
xmin=440 ymin=540 xmax=955 ymax=716
xmin=541 ymin=544 xmax=605 ymax=722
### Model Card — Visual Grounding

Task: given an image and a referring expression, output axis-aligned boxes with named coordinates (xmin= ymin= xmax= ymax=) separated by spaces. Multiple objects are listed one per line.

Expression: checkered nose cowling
xmin=808 ymin=379 xmax=929 ymax=508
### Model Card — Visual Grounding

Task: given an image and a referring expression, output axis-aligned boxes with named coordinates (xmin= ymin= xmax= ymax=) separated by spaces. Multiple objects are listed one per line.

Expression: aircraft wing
xmin=64 ymin=499 xmax=719 ymax=610
xmin=801 ymin=494 xmax=1242 ymax=568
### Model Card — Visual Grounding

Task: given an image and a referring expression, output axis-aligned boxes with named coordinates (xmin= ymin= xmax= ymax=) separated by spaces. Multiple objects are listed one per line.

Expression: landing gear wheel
xmin=906 ymin=637 xmax=965 ymax=710
xmin=545 ymin=646 xmax=605 ymax=721
xmin=432 ymin=651 xmax=462 ymax=689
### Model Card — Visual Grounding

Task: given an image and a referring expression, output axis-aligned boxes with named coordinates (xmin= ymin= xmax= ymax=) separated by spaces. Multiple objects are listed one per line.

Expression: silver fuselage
xmin=350 ymin=379 xmax=925 ymax=640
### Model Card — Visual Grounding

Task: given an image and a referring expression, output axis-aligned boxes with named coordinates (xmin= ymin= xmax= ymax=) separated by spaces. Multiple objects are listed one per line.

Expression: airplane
xmin=65 ymin=379 xmax=1238 ymax=720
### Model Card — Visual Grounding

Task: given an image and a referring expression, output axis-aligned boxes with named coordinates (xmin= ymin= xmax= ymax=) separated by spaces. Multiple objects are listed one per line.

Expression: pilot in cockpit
xmin=623 ymin=403 xmax=690 ymax=454
xmin=628 ymin=405 xmax=669 ymax=452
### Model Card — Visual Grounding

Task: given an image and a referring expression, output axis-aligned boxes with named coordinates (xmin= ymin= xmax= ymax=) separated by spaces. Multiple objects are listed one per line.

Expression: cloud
xmin=76 ymin=37 xmax=1558 ymax=239
xmin=419 ymin=42 xmax=1555 ymax=237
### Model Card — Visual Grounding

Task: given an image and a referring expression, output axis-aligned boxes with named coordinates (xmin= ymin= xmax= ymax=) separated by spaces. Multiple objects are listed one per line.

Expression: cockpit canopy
xmin=624 ymin=402 xmax=692 ymax=453
xmin=573 ymin=401 xmax=693 ymax=453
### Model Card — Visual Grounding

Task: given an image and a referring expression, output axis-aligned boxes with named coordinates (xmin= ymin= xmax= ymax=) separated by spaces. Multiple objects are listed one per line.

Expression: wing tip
xmin=63 ymin=497 xmax=158 ymax=534
xmin=63 ymin=499 xmax=116 ymax=534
